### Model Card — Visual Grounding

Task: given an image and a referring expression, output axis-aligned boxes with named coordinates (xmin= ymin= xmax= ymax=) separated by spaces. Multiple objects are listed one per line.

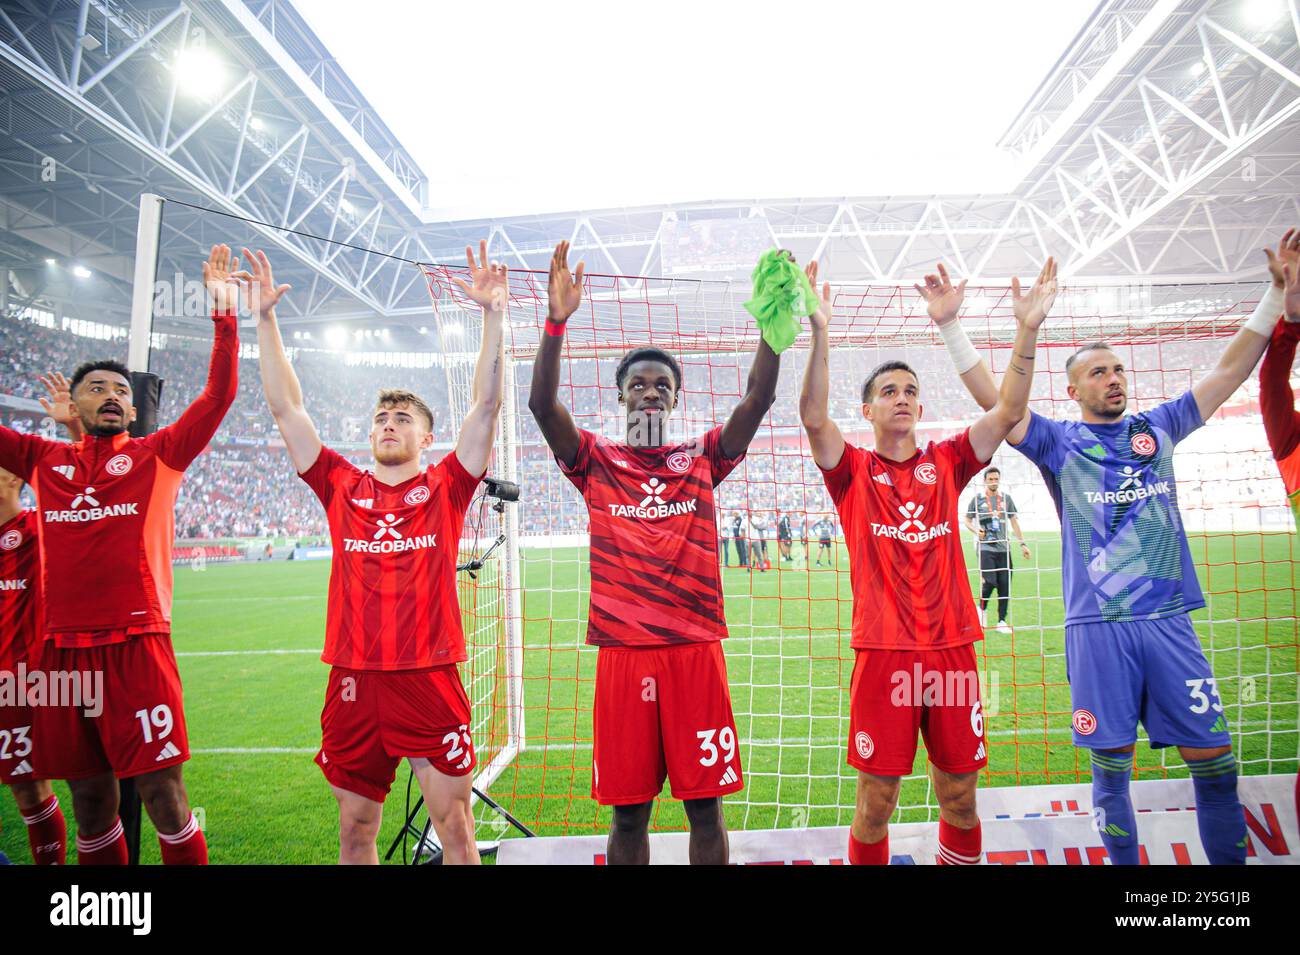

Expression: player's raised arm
xmin=968 ymin=258 xmax=1056 ymax=461
xmin=240 ymin=247 xmax=321 ymax=474
xmin=1191 ymin=229 xmax=1297 ymax=421
xmin=719 ymin=323 xmax=781 ymax=461
xmin=527 ymin=240 xmax=584 ymax=468
xmin=452 ymin=241 xmax=508 ymax=478
xmin=918 ymin=262 xmax=1001 ymax=403
xmin=149 ymin=245 xmax=241 ymax=469
xmin=798 ymin=261 xmax=846 ymax=469
xmin=1259 ymin=255 xmax=1300 ymax=462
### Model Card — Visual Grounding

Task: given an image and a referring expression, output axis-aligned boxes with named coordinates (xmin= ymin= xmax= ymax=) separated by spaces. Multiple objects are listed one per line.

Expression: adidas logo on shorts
xmin=155 ymin=741 xmax=181 ymax=762
xmin=11 ymin=759 xmax=32 ymax=775
xmin=718 ymin=765 xmax=738 ymax=787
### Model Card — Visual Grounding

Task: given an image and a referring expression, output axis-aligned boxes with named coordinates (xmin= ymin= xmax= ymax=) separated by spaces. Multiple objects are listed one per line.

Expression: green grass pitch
xmin=2 ymin=532 xmax=1296 ymax=864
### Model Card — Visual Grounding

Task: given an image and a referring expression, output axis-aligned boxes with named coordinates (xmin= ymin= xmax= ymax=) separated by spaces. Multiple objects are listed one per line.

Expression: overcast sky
xmin=298 ymin=0 xmax=1099 ymax=219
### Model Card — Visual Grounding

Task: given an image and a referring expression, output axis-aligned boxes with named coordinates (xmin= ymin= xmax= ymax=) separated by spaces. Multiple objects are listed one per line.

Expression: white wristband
xmin=1244 ymin=284 xmax=1284 ymax=337
xmin=938 ymin=319 xmax=981 ymax=374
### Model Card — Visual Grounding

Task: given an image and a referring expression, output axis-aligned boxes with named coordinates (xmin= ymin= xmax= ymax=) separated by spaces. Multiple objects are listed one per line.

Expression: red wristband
xmin=544 ymin=318 xmax=567 ymax=337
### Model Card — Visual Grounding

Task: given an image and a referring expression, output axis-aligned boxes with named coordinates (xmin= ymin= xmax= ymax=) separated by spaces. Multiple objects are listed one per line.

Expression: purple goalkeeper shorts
xmin=1063 ymin=614 xmax=1232 ymax=750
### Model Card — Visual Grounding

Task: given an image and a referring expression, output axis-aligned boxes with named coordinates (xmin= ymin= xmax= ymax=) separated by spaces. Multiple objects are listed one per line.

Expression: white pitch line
xmin=173 ymin=595 xmax=323 ymax=603
xmin=192 ymin=716 xmax=1284 ymax=757
xmin=192 ymin=747 xmax=316 ymax=754
xmin=176 ymin=648 xmax=320 ymax=657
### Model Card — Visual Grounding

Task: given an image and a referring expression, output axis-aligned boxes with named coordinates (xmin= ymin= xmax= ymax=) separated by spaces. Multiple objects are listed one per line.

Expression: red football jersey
xmin=0 ymin=510 xmax=41 ymax=671
xmin=301 ymin=446 xmax=483 ymax=671
xmin=821 ymin=430 xmax=987 ymax=650
xmin=560 ymin=426 xmax=743 ymax=647
xmin=0 ymin=311 xmax=238 ymax=645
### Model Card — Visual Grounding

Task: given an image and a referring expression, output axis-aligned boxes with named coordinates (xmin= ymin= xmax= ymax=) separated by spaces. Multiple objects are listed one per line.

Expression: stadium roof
xmin=1 ymin=0 xmax=1298 ymax=338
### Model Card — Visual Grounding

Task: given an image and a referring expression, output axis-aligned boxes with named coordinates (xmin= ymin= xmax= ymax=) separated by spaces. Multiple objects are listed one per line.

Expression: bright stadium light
xmin=72 ymin=265 xmax=92 ymax=279
xmin=444 ymin=322 xmax=464 ymax=337
xmin=1244 ymin=0 xmax=1285 ymax=27
xmin=249 ymin=116 xmax=265 ymax=131
xmin=44 ymin=258 xmax=56 ymax=266
xmin=325 ymin=326 xmax=347 ymax=349
xmin=174 ymin=45 xmax=226 ymax=100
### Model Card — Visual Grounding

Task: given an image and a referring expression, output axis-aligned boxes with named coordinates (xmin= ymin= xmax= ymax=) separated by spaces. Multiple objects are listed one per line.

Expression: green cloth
xmin=743 ymin=249 xmax=816 ymax=354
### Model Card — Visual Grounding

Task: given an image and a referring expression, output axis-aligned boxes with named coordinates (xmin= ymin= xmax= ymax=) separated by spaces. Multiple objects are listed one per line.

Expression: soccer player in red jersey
xmin=0 ymin=374 xmax=81 ymax=865
xmin=799 ymin=258 xmax=1053 ymax=865
xmin=248 ymin=242 xmax=504 ymax=865
xmin=0 ymin=466 xmax=66 ymax=865
xmin=1258 ymin=231 xmax=1300 ymax=823
xmin=0 ymin=245 xmax=241 ymax=865
xmin=529 ymin=241 xmax=782 ymax=865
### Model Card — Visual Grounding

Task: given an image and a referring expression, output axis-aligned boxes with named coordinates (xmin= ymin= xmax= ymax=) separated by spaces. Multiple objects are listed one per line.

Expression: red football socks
xmin=22 ymin=794 xmax=67 ymax=865
xmin=158 ymin=812 xmax=208 ymax=865
xmin=936 ymin=818 xmax=982 ymax=865
xmin=76 ymin=817 xmax=128 ymax=865
xmin=848 ymin=831 xmax=889 ymax=865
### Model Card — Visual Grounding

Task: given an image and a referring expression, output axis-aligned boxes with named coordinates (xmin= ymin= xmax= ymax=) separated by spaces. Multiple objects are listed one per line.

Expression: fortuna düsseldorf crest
xmin=403 ymin=485 xmax=430 ymax=506
xmin=1072 ymin=709 xmax=1097 ymax=735
xmin=855 ymin=731 xmax=874 ymax=759
xmin=106 ymin=453 xmax=133 ymax=476
xmin=1130 ymin=432 xmax=1156 ymax=457
xmin=666 ymin=451 xmax=692 ymax=473
xmin=914 ymin=462 xmax=937 ymax=485
xmin=0 ymin=529 xmax=20 ymax=550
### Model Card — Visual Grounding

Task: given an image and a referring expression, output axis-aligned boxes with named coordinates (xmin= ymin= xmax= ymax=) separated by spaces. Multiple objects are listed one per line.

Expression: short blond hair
xmin=375 ymin=389 xmax=434 ymax=431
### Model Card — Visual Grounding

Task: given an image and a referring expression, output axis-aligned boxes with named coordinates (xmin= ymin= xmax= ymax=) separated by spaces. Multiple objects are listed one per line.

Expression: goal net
xmin=423 ymin=263 xmax=1300 ymax=840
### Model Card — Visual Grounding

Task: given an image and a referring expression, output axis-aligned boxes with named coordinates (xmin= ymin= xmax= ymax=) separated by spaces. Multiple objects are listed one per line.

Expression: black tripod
xmin=384 ymin=777 xmax=535 ymax=864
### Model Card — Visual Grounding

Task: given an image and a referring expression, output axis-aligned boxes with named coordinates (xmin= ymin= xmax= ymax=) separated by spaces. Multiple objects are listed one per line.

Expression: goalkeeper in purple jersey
xmin=926 ymin=234 xmax=1296 ymax=864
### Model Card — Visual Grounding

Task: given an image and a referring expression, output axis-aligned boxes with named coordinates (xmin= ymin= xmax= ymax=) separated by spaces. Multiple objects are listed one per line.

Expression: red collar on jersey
xmin=74 ymin=431 xmax=132 ymax=452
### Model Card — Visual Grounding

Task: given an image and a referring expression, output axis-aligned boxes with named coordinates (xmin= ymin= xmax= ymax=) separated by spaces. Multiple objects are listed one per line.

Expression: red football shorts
xmin=0 ymin=703 xmax=41 ymax=784
xmin=848 ymin=644 xmax=988 ymax=777
xmin=31 ymin=633 xmax=189 ymax=780
xmin=592 ymin=641 xmax=743 ymax=806
xmin=315 ymin=664 xmax=475 ymax=803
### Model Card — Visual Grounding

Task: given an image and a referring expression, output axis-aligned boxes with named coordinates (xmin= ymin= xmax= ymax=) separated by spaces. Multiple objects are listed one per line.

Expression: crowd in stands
xmin=1 ymin=309 xmax=1285 ymax=543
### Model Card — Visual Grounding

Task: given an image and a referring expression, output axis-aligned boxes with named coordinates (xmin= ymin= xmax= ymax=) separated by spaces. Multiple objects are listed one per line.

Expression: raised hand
xmin=203 ymin=244 xmax=242 ymax=314
xmin=37 ymin=370 xmax=77 ymax=427
xmin=915 ymin=263 xmax=967 ymax=326
xmin=547 ymin=240 xmax=584 ymax=323
xmin=1282 ymin=257 xmax=1300 ymax=323
xmin=237 ymin=247 xmax=292 ymax=319
xmin=1011 ymin=256 xmax=1058 ymax=330
xmin=805 ymin=261 xmax=833 ymax=332
xmin=1264 ymin=228 xmax=1299 ymax=289
xmin=451 ymin=240 xmax=508 ymax=314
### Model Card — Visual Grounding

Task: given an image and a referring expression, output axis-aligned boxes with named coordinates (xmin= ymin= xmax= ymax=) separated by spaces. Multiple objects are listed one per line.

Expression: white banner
xmin=496 ymin=773 xmax=1298 ymax=865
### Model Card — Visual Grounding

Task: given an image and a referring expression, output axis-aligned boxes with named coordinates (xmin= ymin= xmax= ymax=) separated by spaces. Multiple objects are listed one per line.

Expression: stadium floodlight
xmin=1244 ymin=0 xmax=1285 ymax=27
xmin=324 ymin=326 xmax=347 ymax=349
xmin=44 ymin=258 xmax=56 ymax=266
xmin=249 ymin=116 xmax=265 ymax=131
xmin=339 ymin=199 xmax=354 ymax=214
xmin=72 ymin=265 xmax=92 ymax=278
xmin=174 ymin=46 xmax=226 ymax=100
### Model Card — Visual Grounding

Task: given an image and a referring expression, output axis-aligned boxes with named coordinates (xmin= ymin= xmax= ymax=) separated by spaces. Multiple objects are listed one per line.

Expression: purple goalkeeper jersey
xmin=1012 ymin=391 xmax=1206 ymax=625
